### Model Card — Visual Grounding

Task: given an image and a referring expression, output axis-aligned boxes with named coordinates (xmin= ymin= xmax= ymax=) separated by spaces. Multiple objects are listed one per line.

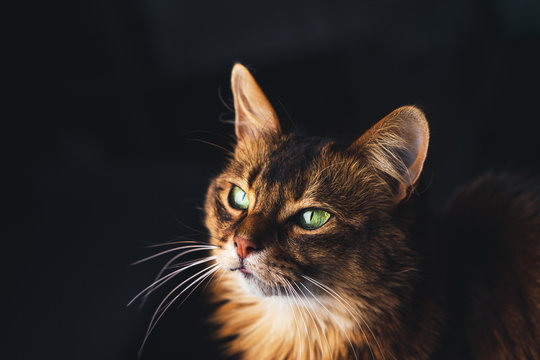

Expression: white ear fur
xmin=231 ymin=64 xmax=281 ymax=141
xmin=349 ymin=106 xmax=430 ymax=202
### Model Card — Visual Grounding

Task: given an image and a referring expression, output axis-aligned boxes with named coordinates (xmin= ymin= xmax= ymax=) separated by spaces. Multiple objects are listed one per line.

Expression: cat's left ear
xmin=349 ymin=106 xmax=429 ymax=202
xmin=231 ymin=64 xmax=281 ymax=141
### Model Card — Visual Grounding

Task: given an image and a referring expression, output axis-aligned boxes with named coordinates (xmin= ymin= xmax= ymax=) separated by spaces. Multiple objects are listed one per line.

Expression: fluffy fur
xmin=202 ymin=64 xmax=540 ymax=359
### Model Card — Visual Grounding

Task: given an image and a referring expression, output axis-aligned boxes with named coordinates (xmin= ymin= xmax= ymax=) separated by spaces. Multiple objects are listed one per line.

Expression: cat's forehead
xmin=225 ymin=136 xmax=368 ymax=213
xmin=234 ymin=136 xmax=329 ymax=187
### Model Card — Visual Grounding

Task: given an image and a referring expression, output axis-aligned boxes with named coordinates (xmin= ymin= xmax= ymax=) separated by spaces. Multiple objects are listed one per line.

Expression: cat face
xmin=205 ymin=64 xmax=429 ymax=306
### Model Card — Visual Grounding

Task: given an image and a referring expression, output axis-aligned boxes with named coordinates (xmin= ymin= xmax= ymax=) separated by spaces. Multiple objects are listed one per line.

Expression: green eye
xmin=298 ymin=209 xmax=331 ymax=230
xmin=228 ymin=186 xmax=249 ymax=210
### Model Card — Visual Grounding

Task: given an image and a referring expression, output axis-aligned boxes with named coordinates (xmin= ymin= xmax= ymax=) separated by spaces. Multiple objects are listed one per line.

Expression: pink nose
xmin=234 ymin=235 xmax=257 ymax=259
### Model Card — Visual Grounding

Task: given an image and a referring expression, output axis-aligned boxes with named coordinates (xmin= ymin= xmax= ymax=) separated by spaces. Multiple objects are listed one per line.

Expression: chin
xmin=235 ymin=271 xmax=277 ymax=298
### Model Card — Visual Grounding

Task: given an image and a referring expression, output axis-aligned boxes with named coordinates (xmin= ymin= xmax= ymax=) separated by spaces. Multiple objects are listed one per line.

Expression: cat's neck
xmin=212 ymin=272 xmax=374 ymax=359
xmin=212 ymin=263 xmax=445 ymax=359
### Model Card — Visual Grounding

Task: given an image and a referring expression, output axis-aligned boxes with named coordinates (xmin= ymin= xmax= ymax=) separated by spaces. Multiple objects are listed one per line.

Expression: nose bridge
xmin=234 ymin=212 xmax=275 ymax=259
xmin=235 ymin=212 xmax=268 ymax=244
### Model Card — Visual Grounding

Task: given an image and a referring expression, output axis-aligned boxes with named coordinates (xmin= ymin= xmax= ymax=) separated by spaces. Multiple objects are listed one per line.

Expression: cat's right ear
xmin=348 ymin=106 xmax=430 ymax=203
xmin=231 ymin=64 xmax=281 ymax=141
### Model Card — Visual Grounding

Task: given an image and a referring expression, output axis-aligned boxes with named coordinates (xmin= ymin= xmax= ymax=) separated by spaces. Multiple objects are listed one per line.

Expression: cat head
xmin=205 ymin=64 xmax=429 ymax=304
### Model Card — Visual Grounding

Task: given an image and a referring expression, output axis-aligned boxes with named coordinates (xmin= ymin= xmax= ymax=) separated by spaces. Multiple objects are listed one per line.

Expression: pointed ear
xmin=349 ymin=106 xmax=429 ymax=202
xmin=231 ymin=64 xmax=281 ymax=141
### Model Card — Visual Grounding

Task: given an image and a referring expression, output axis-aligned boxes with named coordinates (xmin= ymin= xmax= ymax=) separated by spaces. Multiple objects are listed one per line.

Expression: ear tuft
xmin=231 ymin=64 xmax=281 ymax=141
xmin=349 ymin=106 xmax=430 ymax=202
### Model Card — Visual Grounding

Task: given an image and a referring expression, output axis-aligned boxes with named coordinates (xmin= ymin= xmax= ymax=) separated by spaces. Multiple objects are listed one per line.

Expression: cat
xmin=135 ymin=63 xmax=540 ymax=359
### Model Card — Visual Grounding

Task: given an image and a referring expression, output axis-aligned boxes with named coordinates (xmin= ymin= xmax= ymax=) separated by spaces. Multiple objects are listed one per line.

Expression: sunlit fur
xmin=201 ymin=64 xmax=540 ymax=359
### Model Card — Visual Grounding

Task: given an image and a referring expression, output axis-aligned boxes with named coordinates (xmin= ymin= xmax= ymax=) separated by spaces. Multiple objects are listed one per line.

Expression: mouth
xmin=239 ymin=266 xmax=251 ymax=275
xmin=230 ymin=265 xmax=253 ymax=278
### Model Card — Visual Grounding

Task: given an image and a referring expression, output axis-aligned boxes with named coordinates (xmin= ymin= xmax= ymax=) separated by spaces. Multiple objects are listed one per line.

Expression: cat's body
xmin=439 ymin=174 xmax=540 ymax=359
xmin=201 ymin=64 xmax=540 ymax=359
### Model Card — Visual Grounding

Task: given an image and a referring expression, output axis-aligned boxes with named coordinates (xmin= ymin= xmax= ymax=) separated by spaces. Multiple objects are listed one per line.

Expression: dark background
xmin=9 ymin=0 xmax=540 ymax=359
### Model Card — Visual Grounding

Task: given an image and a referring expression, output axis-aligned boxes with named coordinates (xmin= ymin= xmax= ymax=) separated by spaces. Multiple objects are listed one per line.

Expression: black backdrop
xmin=10 ymin=0 xmax=540 ymax=359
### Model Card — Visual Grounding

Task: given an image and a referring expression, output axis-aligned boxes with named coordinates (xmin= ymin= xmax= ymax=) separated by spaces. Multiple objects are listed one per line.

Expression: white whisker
xmin=195 ymin=263 xmax=222 ymax=296
xmin=294 ymin=282 xmax=329 ymax=359
xmin=303 ymin=275 xmax=384 ymax=359
xmin=138 ymin=263 xmax=220 ymax=356
xmin=146 ymin=239 xmax=213 ymax=248
xmin=303 ymin=275 xmax=380 ymax=360
xmin=175 ymin=265 xmax=222 ymax=309
xmin=165 ymin=258 xmax=210 ymax=270
xmin=151 ymin=264 xmax=220 ymax=331
xmin=132 ymin=245 xmax=217 ymax=266
xmin=299 ymin=281 xmax=359 ymax=360
xmin=139 ymin=246 xmax=218 ymax=305
xmin=285 ymin=279 xmax=312 ymax=358
xmin=279 ymin=276 xmax=304 ymax=359
xmin=127 ymin=255 xmax=216 ymax=307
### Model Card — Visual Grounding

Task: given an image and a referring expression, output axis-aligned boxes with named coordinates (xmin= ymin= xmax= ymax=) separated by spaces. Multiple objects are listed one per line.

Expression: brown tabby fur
xmin=203 ymin=64 xmax=540 ymax=359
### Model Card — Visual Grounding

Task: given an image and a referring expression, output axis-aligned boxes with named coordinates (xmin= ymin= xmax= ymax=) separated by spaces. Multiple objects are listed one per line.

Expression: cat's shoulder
xmin=444 ymin=172 xmax=540 ymax=245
